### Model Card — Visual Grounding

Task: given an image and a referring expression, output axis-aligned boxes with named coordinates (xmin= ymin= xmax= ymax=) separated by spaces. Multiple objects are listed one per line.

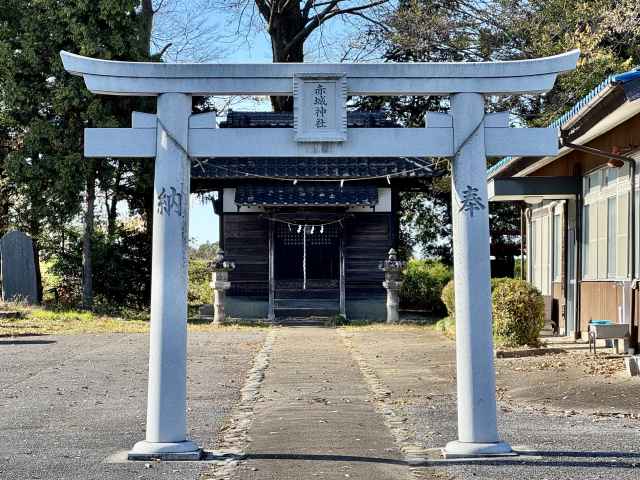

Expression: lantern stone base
xmin=379 ymin=249 xmax=405 ymax=325
xmin=442 ymin=440 xmax=513 ymax=459
xmin=128 ymin=440 xmax=202 ymax=461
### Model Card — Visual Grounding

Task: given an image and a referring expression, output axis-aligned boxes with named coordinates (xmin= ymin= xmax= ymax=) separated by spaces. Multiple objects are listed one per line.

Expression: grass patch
xmin=339 ymin=313 xmax=444 ymax=331
xmin=341 ymin=322 xmax=438 ymax=332
xmin=0 ymin=303 xmax=150 ymax=336
xmin=0 ymin=302 xmax=271 ymax=336
xmin=435 ymin=316 xmax=455 ymax=339
xmin=189 ymin=317 xmax=271 ymax=331
xmin=1 ymin=300 xmax=445 ymax=337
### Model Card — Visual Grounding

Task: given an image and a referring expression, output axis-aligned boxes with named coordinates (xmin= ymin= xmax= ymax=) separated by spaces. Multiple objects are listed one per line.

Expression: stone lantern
xmin=209 ymin=250 xmax=236 ymax=326
xmin=379 ymin=248 xmax=405 ymax=324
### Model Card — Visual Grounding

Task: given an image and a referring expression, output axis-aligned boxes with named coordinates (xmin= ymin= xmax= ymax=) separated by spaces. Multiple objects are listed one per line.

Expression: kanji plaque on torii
xmin=293 ymin=73 xmax=347 ymax=142
xmin=60 ymin=49 xmax=579 ymax=461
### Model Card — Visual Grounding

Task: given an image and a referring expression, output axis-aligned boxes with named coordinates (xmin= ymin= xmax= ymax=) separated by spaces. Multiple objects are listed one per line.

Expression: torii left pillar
xmin=128 ymin=93 xmax=201 ymax=460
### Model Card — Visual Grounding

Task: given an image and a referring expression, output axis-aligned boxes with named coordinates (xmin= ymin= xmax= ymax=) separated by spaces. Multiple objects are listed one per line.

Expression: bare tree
xmin=213 ymin=0 xmax=391 ymax=110
xmin=151 ymin=0 xmax=227 ymax=62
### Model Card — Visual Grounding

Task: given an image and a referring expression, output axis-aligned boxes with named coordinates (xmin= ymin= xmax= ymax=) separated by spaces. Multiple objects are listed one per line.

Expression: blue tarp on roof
xmin=615 ymin=69 xmax=640 ymax=84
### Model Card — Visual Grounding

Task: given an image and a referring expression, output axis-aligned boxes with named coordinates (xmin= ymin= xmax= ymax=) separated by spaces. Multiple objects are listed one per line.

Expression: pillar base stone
xmin=443 ymin=440 xmax=513 ymax=459
xmin=128 ymin=440 xmax=202 ymax=461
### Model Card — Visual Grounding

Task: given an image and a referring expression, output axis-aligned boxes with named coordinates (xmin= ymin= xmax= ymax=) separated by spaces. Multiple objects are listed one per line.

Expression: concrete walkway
xmin=223 ymin=327 xmax=410 ymax=480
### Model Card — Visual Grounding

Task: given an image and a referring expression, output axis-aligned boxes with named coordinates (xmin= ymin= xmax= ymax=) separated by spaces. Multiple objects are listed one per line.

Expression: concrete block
xmin=624 ymin=355 xmax=640 ymax=377
xmin=615 ymin=338 xmax=630 ymax=354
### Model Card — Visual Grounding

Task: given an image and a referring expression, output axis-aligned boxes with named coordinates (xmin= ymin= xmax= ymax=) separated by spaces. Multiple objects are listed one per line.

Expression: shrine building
xmin=192 ymin=110 xmax=440 ymax=320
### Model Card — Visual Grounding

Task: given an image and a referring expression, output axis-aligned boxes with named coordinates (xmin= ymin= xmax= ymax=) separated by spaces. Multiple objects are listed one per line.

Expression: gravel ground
xmin=3 ymin=325 xmax=639 ymax=480
xmin=0 ymin=331 xmax=265 ymax=480
xmin=344 ymin=326 xmax=640 ymax=480
xmin=409 ymin=397 xmax=640 ymax=479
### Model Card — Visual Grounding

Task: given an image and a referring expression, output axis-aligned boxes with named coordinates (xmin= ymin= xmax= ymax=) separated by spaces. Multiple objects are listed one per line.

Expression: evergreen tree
xmin=0 ymin=0 xmax=154 ymax=305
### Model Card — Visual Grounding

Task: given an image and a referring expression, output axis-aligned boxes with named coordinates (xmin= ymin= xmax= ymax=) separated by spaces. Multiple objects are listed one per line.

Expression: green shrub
xmin=188 ymin=259 xmax=212 ymax=306
xmin=441 ymin=277 xmax=511 ymax=320
xmin=400 ymin=259 xmax=452 ymax=315
xmin=491 ymin=277 xmax=511 ymax=292
xmin=492 ymin=279 xmax=545 ymax=347
xmin=441 ymin=279 xmax=455 ymax=318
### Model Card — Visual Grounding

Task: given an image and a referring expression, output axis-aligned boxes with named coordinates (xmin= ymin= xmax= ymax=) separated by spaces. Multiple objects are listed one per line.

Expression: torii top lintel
xmin=60 ymin=50 xmax=579 ymax=97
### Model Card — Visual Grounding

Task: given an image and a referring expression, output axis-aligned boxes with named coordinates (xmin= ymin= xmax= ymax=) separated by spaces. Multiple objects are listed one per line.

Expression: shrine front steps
xmin=273 ymin=298 xmax=340 ymax=319
xmin=272 ymin=317 xmax=332 ymax=326
xmin=274 ymin=287 xmax=339 ymax=299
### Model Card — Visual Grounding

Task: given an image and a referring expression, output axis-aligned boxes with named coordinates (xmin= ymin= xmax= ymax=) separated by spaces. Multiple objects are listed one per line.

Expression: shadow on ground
xmin=0 ymin=338 xmax=56 ymax=345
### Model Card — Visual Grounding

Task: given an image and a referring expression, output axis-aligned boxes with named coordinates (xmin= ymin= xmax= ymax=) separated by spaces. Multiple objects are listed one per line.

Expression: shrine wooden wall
xmin=224 ymin=213 xmax=269 ymax=298
xmin=222 ymin=212 xmax=394 ymax=300
xmin=344 ymin=213 xmax=393 ymax=298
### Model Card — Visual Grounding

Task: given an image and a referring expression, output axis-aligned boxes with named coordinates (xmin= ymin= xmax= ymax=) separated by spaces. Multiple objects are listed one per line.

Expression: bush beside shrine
xmin=492 ymin=279 xmax=545 ymax=347
xmin=399 ymin=259 xmax=452 ymax=315
xmin=188 ymin=259 xmax=213 ymax=306
xmin=438 ymin=277 xmax=544 ymax=346
xmin=441 ymin=279 xmax=455 ymax=318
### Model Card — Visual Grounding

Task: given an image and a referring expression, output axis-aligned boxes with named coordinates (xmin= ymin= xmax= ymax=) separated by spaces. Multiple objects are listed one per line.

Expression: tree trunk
xmin=139 ymin=0 xmax=154 ymax=57
xmin=25 ymin=216 xmax=43 ymax=303
xmin=32 ymin=238 xmax=43 ymax=304
xmin=106 ymin=191 xmax=116 ymax=239
xmin=0 ymin=185 xmax=10 ymax=237
xmin=82 ymin=160 xmax=96 ymax=310
xmin=269 ymin=9 xmax=306 ymax=112
xmin=106 ymin=162 xmax=123 ymax=239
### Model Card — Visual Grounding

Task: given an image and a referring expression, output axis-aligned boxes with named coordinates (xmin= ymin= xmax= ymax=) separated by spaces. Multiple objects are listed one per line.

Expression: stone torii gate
xmin=61 ymin=49 xmax=578 ymax=460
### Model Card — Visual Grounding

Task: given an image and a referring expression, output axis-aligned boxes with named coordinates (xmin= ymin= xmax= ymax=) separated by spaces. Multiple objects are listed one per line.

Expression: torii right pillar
xmin=444 ymin=93 xmax=512 ymax=457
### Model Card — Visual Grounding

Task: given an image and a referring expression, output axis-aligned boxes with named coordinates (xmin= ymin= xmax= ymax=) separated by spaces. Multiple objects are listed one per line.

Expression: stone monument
xmin=0 ymin=231 xmax=39 ymax=305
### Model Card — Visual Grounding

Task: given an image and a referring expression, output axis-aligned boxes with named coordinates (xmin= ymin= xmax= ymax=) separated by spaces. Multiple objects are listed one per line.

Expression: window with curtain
xmin=529 ymin=208 xmax=552 ymax=295
xmin=530 ymin=219 xmax=537 ymax=286
xmin=607 ymin=197 xmax=617 ymax=277
xmin=553 ymin=213 xmax=562 ymax=281
xmin=582 ymin=165 xmax=630 ymax=280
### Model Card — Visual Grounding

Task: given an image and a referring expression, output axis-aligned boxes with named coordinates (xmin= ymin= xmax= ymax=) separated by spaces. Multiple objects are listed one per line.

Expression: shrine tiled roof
xmin=190 ymin=111 xmax=438 ymax=180
xmin=235 ymin=183 xmax=378 ymax=207
xmin=192 ymin=157 xmax=436 ymax=179
xmin=221 ymin=110 xmax=397 ymax=128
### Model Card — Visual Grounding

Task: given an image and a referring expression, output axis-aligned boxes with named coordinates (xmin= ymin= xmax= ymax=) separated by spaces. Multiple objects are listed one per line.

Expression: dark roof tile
xmin=192 ymin=157 xmax=435 ymax=179
xmin=235 ymin=183 xmax=378 ymax=206
xmin=222 ymin=111 xmax=397 ymax=128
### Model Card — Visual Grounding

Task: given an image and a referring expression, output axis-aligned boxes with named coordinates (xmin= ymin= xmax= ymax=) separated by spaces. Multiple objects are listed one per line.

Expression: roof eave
xmin=487 ymin=81 xmax=629 ymax=179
